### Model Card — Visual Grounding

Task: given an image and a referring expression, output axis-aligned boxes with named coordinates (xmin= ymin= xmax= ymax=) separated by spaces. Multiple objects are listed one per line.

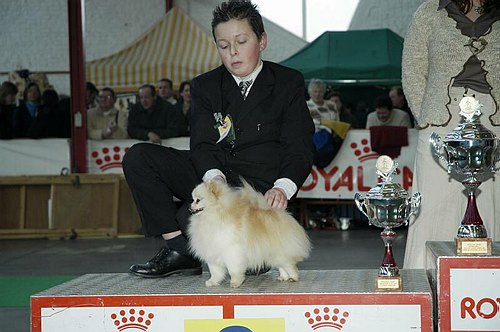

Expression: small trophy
xmin=430 ymin=95 xmax=499 ymax=256
xmin=355 ymin=156 xmax=421 ymax=291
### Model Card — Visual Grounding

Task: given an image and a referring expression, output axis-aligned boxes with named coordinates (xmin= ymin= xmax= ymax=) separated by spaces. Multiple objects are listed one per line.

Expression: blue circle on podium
xmin=219 ymin=326 xmax=253 ymax=332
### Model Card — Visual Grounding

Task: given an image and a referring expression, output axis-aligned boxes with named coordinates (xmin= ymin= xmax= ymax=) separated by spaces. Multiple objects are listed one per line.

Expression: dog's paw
xmin=205 ymin=279 xmax=221 ymax=287
xmin=230 ymin=277 xmax=245 ymax=288
xmin=230 ymin=281 xmax=243 ymax=288
xmin=278 ymin=276 xmax=299 ymax=282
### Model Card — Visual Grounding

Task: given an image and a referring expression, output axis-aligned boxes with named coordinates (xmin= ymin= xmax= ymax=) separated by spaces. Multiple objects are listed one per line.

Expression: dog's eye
xmin=194 ymin=198 xmax=200 ymax=204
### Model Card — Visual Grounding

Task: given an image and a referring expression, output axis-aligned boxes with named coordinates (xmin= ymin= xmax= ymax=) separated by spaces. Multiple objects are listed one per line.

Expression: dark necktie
xmin=238 ymin=80 xmax=253 ymax=100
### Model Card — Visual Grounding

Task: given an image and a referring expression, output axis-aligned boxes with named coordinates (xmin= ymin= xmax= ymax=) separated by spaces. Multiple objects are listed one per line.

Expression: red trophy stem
xmin=461 ymin=181 xmax=484 ymax=226
xmin=380 ymin=229 xmax=397 ymax=267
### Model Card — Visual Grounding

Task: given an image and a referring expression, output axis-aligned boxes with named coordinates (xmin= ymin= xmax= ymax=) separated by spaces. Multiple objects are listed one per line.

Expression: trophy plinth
xmin=355 ymin=156 xmax=421 ymax=291
xmin=430 ymin=96 xmax=498 ymax=256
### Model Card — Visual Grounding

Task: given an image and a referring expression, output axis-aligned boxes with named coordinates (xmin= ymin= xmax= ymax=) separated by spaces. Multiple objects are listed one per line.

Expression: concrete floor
xmin=0 ymin=222 xmax=408 ymax=332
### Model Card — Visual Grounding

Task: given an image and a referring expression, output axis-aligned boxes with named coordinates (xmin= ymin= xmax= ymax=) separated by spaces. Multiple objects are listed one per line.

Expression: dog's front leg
xmin=227 ymin=265 xmax=246 ymax=288
xmin=278 ymin=264 xmax=299 ymax=282
xmin=205 ymin=264 xmax=226 ymax=287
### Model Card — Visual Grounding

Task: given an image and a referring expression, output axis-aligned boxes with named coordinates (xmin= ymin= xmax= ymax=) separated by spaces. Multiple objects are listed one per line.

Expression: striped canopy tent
xmin=86 ymin=7 xmax=221 ymax=93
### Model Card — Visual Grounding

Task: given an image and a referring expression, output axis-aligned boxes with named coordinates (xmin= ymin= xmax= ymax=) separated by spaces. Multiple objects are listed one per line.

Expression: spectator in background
xmin=87 ymin=87 xmax=128 ymax=139
xmin=389 ymin=86 xmax=414 ymax=127
xmin=85 ymin=81 xmax=99 ymax=110
xmin=128 ymin=84 xmax=186 ymax=143
xmin=365 ymin=95 xmax=412 ymax=128
xmin=27 ymin=89 xmax=60 ymax=138
xmin=306 ymin=78 xmax=338 ymax=128
xmin=353 ymin=101 xmax=371 ymax=129
xmin=13 ymin=82 xmax=42 ymax=137
xmin=174 ymin=80 xmax=191 ymax=135
xmin=0 ymin=81 xmax=19 ymax=139
xmin=157 ymin=78 xmax=177 ymax=105
xmin=328 ymin=91 xmax=361 ymax=128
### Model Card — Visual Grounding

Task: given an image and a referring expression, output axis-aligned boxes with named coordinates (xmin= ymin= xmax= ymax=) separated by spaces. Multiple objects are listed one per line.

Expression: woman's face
xmin=26 ymin=86 xmax=40 ymax=102
xmin=4 ymin=93 xmax=17 ymax=105
xmin=309 ymin=86 xmax=325 ymax=104
xmin=181 ymin=84 xmax=191 ymax=103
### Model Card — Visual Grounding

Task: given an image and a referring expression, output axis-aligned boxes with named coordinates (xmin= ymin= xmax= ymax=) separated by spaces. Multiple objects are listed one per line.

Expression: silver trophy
xmin=430 ymin=95 xmax=499 ymax=255
xmin=354 ymin=156 xmax=421 ymax=290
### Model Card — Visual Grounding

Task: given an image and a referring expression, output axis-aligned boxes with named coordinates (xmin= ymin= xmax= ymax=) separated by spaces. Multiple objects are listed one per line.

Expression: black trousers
xmin=122 ymin=143 xmax=200 ymax=237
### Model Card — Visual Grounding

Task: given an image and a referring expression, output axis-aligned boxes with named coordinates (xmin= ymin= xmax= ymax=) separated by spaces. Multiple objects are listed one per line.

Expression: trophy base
xmin=456 ymin=237 xmax=492 ymax=256
xmin=375 ymin=275 xmax=402 ymax=292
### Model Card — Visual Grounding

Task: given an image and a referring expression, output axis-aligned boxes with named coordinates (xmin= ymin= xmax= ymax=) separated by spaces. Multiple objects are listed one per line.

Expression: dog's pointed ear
xmin=207 ymin=180 xmax=223 ymax=200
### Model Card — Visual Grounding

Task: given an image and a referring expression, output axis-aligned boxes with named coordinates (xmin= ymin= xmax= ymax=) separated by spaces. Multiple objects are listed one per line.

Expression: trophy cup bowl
xmin=354 ymin=156 xmax=421 ymax=291
xmin=429 ymin=96 xmax=499 ymax=255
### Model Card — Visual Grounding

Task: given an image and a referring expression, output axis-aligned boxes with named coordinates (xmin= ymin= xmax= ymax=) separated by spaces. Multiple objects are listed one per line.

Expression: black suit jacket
xmin=190 ymin=61 xmax=315 ymax=194
xmin=128 ymin=98 xmax=186 ymax=140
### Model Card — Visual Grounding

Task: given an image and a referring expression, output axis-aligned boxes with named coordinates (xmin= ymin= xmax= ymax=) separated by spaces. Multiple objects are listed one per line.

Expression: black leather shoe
xmin=245 ymin=265 xmax=271 ymax=276
xmin=129 ymin=247 xmax=202 ymax=278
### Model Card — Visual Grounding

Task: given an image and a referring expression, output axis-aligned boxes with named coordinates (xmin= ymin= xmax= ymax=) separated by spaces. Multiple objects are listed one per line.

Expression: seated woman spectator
xmin=306 ymin=78 xmax=339 ymax=129
xmin=87 ymin=87 xmax=128 ymax=139
xmin=327 ymin=90 xmax=362 ymax=129
xmin=0 ymin=81 xmax=19 ymax=139
xmin=173 ymin=80 xmax=191 ymax=135
xmin=13 ymin=82 xmax=42 ymax=138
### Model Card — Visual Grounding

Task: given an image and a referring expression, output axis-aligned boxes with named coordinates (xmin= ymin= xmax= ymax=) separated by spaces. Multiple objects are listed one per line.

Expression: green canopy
xmin=280 ymin=29 xmax=404 ymax=86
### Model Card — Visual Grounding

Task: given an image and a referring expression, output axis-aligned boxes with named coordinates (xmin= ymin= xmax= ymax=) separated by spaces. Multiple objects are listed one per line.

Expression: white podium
xmin=32 ymin=269 xmax=432 ymax=332
xmin=426 ymin=241 xmax=500 ymax=332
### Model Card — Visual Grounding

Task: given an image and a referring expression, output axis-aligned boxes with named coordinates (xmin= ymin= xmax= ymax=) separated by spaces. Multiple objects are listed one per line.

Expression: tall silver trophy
xmin=355 ymin=156 xmax=421 ymax=291
xmin=430 ymin=95 xmax=499 ymax=255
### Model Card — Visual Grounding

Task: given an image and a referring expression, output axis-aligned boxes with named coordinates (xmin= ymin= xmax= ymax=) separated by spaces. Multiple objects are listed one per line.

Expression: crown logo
xmin=110 ymin=308 xmax=154 ymax=331
xmin=91 ymin=146 xmax=129 ymax=171
xmin=350 ymin=138 xmax=378 ymax=162
xmin=304 ymin=307 xmax=349 ymax=330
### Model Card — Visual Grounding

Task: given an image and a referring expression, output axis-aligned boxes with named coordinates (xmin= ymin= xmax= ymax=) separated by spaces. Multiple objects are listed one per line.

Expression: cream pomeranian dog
xmin=187 ymin=180 xmax=311 ymax=288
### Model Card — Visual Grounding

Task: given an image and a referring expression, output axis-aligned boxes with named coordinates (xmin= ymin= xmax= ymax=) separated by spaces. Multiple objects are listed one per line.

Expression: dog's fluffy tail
xmin=237 ymin=178 xmax=271 ymax=210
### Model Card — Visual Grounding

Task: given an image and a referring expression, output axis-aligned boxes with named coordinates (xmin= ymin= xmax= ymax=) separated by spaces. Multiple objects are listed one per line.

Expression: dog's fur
xmin=188 ymin=180 xmax=311 ymax=288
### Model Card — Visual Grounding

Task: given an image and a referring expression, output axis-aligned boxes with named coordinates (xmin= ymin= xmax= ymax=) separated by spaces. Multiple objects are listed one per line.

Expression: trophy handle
xmin=430 ymin=132 xmax=451 ymax=172
xmin=406 ymin=192 xmax=422 ymax=226
xmin=354 ymin=193 xmax=369 ymax=219
xmin=430 ymin=132 xmax=446 ymax=162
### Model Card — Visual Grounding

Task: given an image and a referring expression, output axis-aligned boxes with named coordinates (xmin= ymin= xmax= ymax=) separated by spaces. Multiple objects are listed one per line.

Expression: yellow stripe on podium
xmin=184 ymin=318 xmax=285 ymax=332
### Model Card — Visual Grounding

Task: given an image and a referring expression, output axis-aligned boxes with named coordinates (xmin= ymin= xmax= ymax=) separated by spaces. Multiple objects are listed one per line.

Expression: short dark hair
xmin=101 ymin=87 xmax=117 ymax=101
xmin=390 ymin=86 xmax=404 ymax=97
xmin=0 ymin=81 xmax=19 ymax=105
xmin=211 ymin=0 xmax=265 ymax=41
xmin=86 ymin=81 xmax=98 ymax=94
xmin=139 ymin=84 xmax=156 ymax=97
xmin=23 ymin=82 xmax=41 ymax=102
xmin=327 ymin=90 xmax=343 ymax=101
xmin=158 ymin=78 xmax=173 ymax=89
xmin=375 ymin=95 xmax=393 ymax=110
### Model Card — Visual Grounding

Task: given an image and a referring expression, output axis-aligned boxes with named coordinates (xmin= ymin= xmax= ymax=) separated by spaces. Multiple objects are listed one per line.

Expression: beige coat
xmin=87 ymin=106 xmax=128 ymax=139
xmin=402 ymin=0 xmax=500 ymax=128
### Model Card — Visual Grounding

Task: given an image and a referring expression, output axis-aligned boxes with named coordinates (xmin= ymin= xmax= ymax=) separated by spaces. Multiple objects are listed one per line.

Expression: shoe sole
xmin=129 ymin=267 xmax=202 ymax=278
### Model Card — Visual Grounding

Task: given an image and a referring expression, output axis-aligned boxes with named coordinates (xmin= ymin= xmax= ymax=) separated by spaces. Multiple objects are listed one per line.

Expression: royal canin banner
xmin=0 ymin=130 xmax=417 ymax=199
xmin=87 ymin=129 xmax=418 ymax=199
